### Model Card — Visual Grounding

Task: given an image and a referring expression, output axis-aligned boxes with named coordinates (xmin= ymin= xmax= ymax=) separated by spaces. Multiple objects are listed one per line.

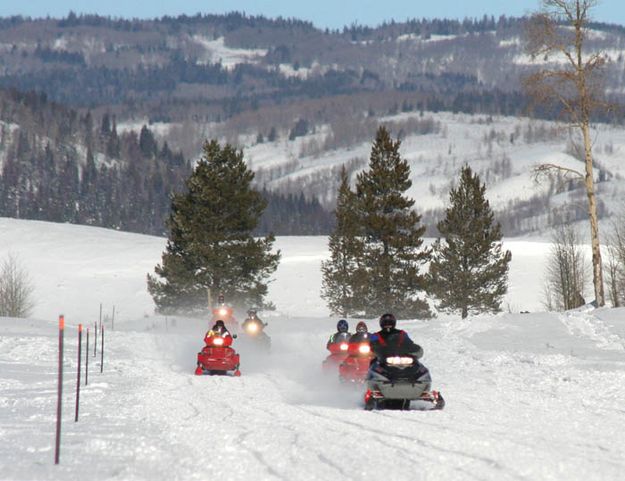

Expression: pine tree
xmin=356 ymin=126 xmax=431 ymax=318
xmin=427 ymin=165 xmax=511 ymax=318
xmin=147 ymin=140 xmax=280 ymax=313
xmin=321 ymin=167 xmax=365 ymax=316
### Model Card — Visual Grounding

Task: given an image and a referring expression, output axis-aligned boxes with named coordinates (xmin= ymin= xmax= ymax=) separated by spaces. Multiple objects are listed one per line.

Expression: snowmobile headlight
xmin=386 ymin=356 xmax=413 ymax=366
xmin=219 ymin=308 xmax=228 ymax=316
xmin=358 ymin=344 xmax=371 ymax=354
xmin=246 ymin=323 xmax=259 ymax=333
xmin=213 ymin=337 xmax=224 ymax=346
xmin=339 ymin=343 xmax=348 ymax=351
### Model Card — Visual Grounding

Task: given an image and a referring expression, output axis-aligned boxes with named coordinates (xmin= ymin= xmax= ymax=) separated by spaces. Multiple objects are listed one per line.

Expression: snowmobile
xmin=322 ymin=340 xmax=351 ymax=372
xmin=240 ymin=317 xmax=271 ymax=352
xmin=338 ymin=341 xmax=374 ymax=384
xmin=211 ymin=304 xmax=239 ymax=333
xmin=364 ymin=355 xmax=444 ymax=410
xmin=195 ymin=332 xmax=241 ymax=376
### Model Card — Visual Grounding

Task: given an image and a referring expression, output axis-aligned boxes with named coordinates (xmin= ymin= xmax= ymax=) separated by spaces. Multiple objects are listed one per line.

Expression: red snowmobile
xmin=338 ymin=341 xmax=374 ymax=383
xmin=195 ymin=328 xmax=241 ymax=376
xmin=322 ymin=339 xmax=351 ymax=372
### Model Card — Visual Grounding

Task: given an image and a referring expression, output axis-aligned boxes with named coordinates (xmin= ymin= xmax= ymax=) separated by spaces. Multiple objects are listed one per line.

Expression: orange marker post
xmin=54 ymin=315 xmax=64 ymax=465
xmin=100 ymin=324 xmax=104 ymax=374
xmin=85 ymin=328 xmax=89 ymax=386
xmin=75 ymin=324 xmax=82 ymax=422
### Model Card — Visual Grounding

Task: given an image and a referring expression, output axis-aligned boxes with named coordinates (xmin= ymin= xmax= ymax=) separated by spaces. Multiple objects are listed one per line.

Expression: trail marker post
xmin=100 ymin=324 xmax=104 ymax=373
xmin=75 ymin=324 xmax=82 ymax=422
xmin=54 ymin=315 xmax=64 ymax=465
xmin=85 ymin=327 xmax=89 ymax=386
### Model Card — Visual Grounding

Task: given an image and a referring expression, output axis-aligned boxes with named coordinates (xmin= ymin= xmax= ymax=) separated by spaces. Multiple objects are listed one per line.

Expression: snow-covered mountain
xmin=1 ymin=218 xmax=624 ymax=480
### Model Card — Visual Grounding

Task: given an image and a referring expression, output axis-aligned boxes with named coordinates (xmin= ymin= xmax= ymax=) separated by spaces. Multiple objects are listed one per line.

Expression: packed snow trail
xmin=2 ymin=311 xmax=625 ymax=481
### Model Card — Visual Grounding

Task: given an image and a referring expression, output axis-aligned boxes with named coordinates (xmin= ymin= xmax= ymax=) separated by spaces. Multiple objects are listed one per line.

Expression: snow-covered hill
xmin=1 ymin=218 xmax=624 ymax=480
xmin=241 ymin=111 xmax=625 ymax=234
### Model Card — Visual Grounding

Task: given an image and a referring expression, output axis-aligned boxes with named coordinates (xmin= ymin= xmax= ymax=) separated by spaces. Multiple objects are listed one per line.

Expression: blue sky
xmin=1 ymin=1 xmax=625 ymax=29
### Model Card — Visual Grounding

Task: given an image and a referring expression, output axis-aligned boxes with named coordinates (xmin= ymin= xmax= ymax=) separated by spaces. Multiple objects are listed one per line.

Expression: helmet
xmin=337 ymin=319 xmax=349 ymax=333
xmin=379 ymin=313 xmax=396 ymax=331
xmin=213 ymin=320 xmax=226 ymax=332
xmin=217 ymin=292 xmax=225 ymax=304
xmin=247 ymin=309 xmax=257 ymax=318
xmin=356 ymin=321 xmax=368 ymax=333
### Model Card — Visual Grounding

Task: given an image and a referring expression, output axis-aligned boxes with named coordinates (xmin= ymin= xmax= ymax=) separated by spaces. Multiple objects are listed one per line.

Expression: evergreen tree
xmin=321 ymin=167 xmax=365 ymax=316
xmin=427 ymin=165 xmax=511 ymax=318
xmin=147 ymin=139 xmax=280 ymax=313
xmin=355 ymin=126 xmax=431 ymax=318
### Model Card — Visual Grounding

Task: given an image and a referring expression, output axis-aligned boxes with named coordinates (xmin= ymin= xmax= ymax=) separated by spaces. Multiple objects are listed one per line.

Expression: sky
xmin=1 ymin=0 xmax=625 ymax=29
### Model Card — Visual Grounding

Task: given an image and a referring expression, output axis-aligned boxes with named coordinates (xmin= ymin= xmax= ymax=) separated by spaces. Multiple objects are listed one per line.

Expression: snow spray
xmin=54 ymin=315 xmax=64 ymax=465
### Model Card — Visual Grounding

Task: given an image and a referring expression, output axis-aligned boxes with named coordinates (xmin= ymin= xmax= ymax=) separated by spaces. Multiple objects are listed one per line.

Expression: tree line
xmin=0 ymin=87 xmax=333 ymax=236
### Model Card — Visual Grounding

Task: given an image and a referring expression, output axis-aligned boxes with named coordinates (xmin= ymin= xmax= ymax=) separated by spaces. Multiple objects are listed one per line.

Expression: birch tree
xmin=524 ymin=0 xmax=609 ymax=305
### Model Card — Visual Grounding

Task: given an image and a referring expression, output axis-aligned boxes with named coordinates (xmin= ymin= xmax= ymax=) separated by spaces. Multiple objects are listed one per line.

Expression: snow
xmin=396 ymin=33 xmax=460 ymax=43
xmin=192 ymin=36 xmax=267 ymax=69
xmin=117 ymin=121 xmax=178 ymax=138
xmin=1 ymin=217 xmax=625 ymax=480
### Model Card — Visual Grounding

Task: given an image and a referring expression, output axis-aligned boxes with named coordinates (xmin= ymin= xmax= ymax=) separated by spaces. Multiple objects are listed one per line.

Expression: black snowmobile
xmin=363 ymin=313 xmax=445 ymax=411
xmin=364 ymin=355 xmax=444 ymax=410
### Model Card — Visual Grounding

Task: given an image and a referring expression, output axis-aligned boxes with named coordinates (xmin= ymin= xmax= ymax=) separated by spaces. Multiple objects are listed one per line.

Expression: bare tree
xmin=605 ymin=212 xmax=625 ymax=307
xmin=0 ymin=253 xmax=35 ymax=318
xmin=524 ymin=0 xmax=609 ymax=306
xmin=543 ymin=223 xmax=589 ymax=311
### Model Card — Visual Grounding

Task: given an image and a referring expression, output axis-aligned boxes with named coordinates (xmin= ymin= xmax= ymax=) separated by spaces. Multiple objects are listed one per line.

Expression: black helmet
xmin=379 ymin=313 xmax=396 ymax=330
xmin=213 ymin=320 xmax=225 ymax=332
xmin=356 ymin=321 xmax=368 ymax=333
xmin=337 ymin=319 xmax=349 ymax=333
xmin=247 ymin=309 xmax=257 ymax=318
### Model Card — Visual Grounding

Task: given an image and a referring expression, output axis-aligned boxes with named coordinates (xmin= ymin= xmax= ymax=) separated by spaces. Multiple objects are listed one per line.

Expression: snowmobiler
xmin=211 ymin=293 xmax=238 ymax=333
xmin=364 ymin=313 xmax=444 ymax=410
xmin=195 ymin=320 xmax=241 ymax=376
xmin=240 ymin=309 xmax=271 ymax=351
xmin=322 ymin=319 xmax=352 ymax=372
xmin=338 ymin=321 xmax=374 ymax=383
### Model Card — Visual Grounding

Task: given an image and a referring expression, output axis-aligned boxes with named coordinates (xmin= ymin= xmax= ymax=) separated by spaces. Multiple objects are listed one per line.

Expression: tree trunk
xmin=581 ymin=121 xmax=605 ymax=306
xmin=461 ymin=306 xmax=468 ymax=319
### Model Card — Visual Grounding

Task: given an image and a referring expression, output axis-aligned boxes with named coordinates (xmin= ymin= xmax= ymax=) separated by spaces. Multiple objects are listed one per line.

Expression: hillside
xmin=0 ymin=218 xmax=624 ymax=480
xmin=0 ymin=13 xmax=624 ymax=235
xmin=238 ymin=110 xmax=625 ymax=235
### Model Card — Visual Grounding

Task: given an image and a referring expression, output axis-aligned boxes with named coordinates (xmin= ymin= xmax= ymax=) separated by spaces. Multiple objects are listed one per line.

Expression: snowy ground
xmin=1 ymin=218 xmax=624 ymax=480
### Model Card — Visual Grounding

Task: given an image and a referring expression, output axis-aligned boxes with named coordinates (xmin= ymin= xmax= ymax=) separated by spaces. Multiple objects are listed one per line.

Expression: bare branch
xmin=534 ymin=163 xmax=584 ymax=179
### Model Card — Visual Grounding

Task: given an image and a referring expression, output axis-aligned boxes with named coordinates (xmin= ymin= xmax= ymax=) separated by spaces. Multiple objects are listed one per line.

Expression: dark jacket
xmin=348 ymin=332 xmax=370 ymax=344
xmin=369 ymin=328 xmax=423 ymax=360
